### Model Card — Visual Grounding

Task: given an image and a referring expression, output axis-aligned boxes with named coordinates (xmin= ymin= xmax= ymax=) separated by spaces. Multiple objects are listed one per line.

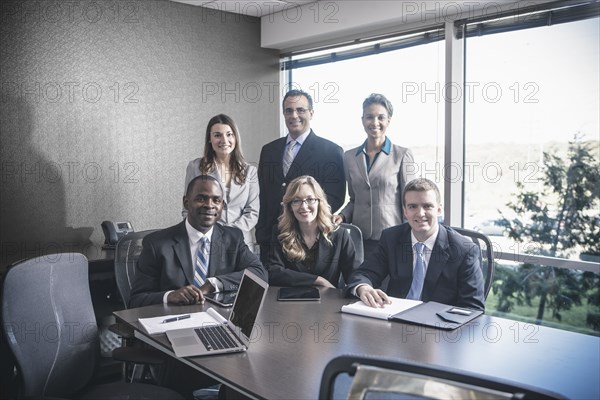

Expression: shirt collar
xmin=287 ymin=129 xmax=310 ymax=146
xmin=185 ymin=219 xmax=214 ymax=243
xmin=410 ymin=225 xmax=439 ymax=252
xmin=356 ymin=136 xmax=392 ymax=156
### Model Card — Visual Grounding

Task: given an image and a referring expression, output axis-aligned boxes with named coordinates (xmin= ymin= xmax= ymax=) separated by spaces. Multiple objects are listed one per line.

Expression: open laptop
xmin=166 ymin=269 xmax=268 ymax=357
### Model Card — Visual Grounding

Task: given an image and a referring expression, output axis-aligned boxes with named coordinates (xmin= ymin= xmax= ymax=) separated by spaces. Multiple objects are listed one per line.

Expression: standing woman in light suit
xmin=333 ymin=93 xmax=417 ymax=256
xmin=183 ymin=114 xmax=259 ymax=249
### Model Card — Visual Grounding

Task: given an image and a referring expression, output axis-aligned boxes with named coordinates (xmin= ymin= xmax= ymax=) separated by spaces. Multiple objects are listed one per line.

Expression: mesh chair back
xmin=338 ymin=223 xmax=364 ymax=288
xmin=339 ymin=223 xmax=364 ymax=268
xmin=320 ymin=355 xmax=566 ymax=400
xmin=114 ymin=230 xmax=158 ymax=308
xmin=452 ymin=227 xmax=495 ymax=299
xmin=1 ymin=253 xmax=96 ymax=398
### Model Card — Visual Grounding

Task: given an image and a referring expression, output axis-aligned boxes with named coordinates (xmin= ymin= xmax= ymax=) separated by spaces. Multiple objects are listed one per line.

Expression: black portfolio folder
xmin=389 ymin=301 xmax=483 ymax=330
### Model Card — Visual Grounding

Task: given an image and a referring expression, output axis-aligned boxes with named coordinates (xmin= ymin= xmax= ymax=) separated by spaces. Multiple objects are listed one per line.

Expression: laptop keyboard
xmin=195 ymin=325 xmax=238 ymax=351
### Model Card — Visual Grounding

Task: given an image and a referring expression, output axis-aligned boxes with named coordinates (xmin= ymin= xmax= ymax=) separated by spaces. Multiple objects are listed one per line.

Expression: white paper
xmin=138 ymin=311 xmax=221 ymax=335
xmin=341 ymin=297 xmax=422 ymax=320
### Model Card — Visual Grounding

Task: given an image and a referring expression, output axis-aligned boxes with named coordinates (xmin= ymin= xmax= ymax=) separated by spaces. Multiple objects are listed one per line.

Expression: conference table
xmin=113 ymin=287 xmax=600 ymax=400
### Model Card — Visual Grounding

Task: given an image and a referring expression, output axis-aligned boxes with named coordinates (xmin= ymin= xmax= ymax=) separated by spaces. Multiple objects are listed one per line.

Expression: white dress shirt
xmin=162 ymin=220 xmax=222 ymax=303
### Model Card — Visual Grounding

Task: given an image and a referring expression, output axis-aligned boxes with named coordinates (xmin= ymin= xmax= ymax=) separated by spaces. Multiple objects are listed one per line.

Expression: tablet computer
xmin=277 ymin=286 xmax=320 ymax=301
xmin=204 ymin=291 xmax=237 ymax=307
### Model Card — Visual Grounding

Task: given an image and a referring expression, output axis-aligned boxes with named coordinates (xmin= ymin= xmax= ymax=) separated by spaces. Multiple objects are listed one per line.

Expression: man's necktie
xmin=282 ymin=140 xmax=297 ymax=176
xmin=407 ymin=242 xmax=425 ymax=300
xmin=193 ymin=237 xmax=209 ymax=288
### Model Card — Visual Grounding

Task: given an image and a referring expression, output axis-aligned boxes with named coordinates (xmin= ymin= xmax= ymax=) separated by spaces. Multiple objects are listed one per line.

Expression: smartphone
xmin=204 ymin=291 xmax=237 ymax=307
xmin=277 ymin=287 xmax=320 ymax=301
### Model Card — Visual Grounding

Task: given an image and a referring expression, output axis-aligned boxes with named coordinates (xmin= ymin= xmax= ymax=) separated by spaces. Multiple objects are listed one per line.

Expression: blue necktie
xmin=407 ymin=242 xmax=425 ymax=300
xmin=193 ymin=237 xmax=209 ymax=288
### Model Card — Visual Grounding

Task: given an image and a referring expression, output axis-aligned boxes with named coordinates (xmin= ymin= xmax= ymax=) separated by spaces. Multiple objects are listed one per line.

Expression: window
xmin=463 ymin=15 xmax=599 ymax=335
xmin=463 ymin=17 xmax=599 ymax=251
xmin=287 ymin=33 xmax=445 ymax=197
xmin=284 ymin=2 xmax=599 ymax=335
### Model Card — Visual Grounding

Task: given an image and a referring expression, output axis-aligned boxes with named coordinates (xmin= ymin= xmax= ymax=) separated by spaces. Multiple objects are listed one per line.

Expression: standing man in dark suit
xmin=345 ymin=178 xmax=485 ymax=311
xmin=257 ymin=89 xmax=346 ymax=262
xmin=130 ymin=175 xmax=267 ymax=308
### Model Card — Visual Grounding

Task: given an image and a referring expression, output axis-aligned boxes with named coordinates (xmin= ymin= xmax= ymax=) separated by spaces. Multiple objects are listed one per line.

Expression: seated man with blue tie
xmin=130 ymin=174 xmax=267 ymax=308
xmin=129 ymin=175 xmax=267 ymax=399
xmin=345 ymin=178 xmax=485 ymax=311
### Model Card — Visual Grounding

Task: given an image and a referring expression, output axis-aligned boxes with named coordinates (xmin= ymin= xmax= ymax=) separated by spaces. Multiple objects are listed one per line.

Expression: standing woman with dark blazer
xmin=333 ymin=94 xmax=417 ymax=256
xmin=183 ymin=114 xmax=259 ymax=249
xmin=268 ymin=176 xmax=355 ymax=288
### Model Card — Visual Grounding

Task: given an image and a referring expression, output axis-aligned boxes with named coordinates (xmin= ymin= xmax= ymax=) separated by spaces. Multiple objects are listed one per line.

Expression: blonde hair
xmin=277 ymin=176 xmax=336 ymax=261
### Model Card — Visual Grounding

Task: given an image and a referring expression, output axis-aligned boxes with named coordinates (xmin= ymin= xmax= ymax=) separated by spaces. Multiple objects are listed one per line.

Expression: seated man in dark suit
xmin=345 ymin=178 xmax=484 ymax=311
xmin=129 ymin=175 xmax=267 ymax=399
xmin=130 ymin=174 xmax=267 ymax=308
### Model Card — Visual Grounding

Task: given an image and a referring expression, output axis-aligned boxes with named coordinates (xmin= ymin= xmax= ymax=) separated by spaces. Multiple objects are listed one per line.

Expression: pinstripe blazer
xmin=339 ymin=142 xmax=416 ymax=241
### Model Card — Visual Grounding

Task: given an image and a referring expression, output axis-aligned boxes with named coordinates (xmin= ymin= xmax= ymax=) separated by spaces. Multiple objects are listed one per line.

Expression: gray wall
xmin=0 ymin=0 xmax=280 ymax=268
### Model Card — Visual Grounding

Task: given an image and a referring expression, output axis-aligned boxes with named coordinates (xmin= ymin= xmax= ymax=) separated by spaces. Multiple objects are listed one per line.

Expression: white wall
xmin=0 ymin=0 xmax=280 ymax=267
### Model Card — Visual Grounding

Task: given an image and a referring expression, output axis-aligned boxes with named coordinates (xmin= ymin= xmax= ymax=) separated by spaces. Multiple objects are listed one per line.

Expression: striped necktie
xmin=282 ymin=139 xmax=297 ymax=176
xmin=407 ymin=242 xmax=426 ymax=300
xmin=193 ymin=237 xmax=209 ymax=288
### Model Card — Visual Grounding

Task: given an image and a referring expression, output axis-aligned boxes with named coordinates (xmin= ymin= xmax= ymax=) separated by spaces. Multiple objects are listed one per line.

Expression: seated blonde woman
xmin=267 ymin=175 xmax=356 ymax=288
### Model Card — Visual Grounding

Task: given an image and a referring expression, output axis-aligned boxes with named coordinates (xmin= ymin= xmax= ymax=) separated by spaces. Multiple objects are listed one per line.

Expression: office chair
xmin=113 ymin=230 xmax=159 ymax=309
xmin=452 ymin=227 xmax=495 ymax=299
xmin=1 ymin=253 xmax=183 ymax=399
xmin=111 ymin=231 xmax=221 ymax=399
xmin=338 ymin=223 xmax=364 ymax=288
xmin=320 ymin=355 xmax=566 ymax=400
xmin=109 ymin=230 xmax=168 ymax=383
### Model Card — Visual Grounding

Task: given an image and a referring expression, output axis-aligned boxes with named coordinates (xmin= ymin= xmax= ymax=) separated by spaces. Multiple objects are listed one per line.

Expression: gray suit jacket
xmin=183 ymin=158 xmax=259 ymax=247
xmin=345 ymin=223 xmax=485 ymax=310
xmin=129 ymin=221 xmax=267 ymax=307
xmin=339 ymin=143 xmax=416 ymax=240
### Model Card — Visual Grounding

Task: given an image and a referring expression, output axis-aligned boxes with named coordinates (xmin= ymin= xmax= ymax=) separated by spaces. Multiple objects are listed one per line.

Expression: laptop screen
xmin=229 ymin=273 xmax=266 ymax=339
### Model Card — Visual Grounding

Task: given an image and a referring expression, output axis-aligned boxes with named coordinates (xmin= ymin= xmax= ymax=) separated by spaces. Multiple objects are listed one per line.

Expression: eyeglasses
xmin=290 ymin=197 xmax=319 ymax=207
xmin=284 ymin=108 xmax=310 ymax=115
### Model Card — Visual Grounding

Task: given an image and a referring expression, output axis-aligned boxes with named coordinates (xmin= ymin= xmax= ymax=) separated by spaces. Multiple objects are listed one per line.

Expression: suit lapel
xmin=423 ymin=226 xmax=450 ymax=299
xmin=227 ymin=173 xmax=241 ymax=201
xmin=208 ymin=225 xmax=223 ymax=277
xmin=173 ymin=222 xmax=194 ymax=285
xmin=354 ymin=150 xmax=370 ymax=185
xmin=314 ymin=234 xmax=332 ymax=274
xmin=273 ymin=137 xmax=287 ymax=179
xmin=368 ymin=146 xmax=388 ymax=180
xmin=395 ymin=228 xmax=414 ymax=284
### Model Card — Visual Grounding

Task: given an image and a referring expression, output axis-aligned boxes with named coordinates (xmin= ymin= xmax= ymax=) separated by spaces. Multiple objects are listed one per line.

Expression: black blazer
xmin=256 ymin=130 xmax=345 ymax=245
xmin=345 ymin=223 xmax=485 ymax=310
xmin=267 ymin=227 xmax=356 ymax=287
xmin=129 ymin=221 xmax=267 ymax=308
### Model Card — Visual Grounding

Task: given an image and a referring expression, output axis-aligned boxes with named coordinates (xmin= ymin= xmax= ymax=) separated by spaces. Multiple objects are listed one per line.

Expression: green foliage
xmin=496 ymin=135 xmax=600 ymax=328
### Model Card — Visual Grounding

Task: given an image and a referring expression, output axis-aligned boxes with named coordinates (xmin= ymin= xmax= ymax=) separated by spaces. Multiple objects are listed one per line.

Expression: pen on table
xmin=162 ymin=314 xmax=191 ymax=324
